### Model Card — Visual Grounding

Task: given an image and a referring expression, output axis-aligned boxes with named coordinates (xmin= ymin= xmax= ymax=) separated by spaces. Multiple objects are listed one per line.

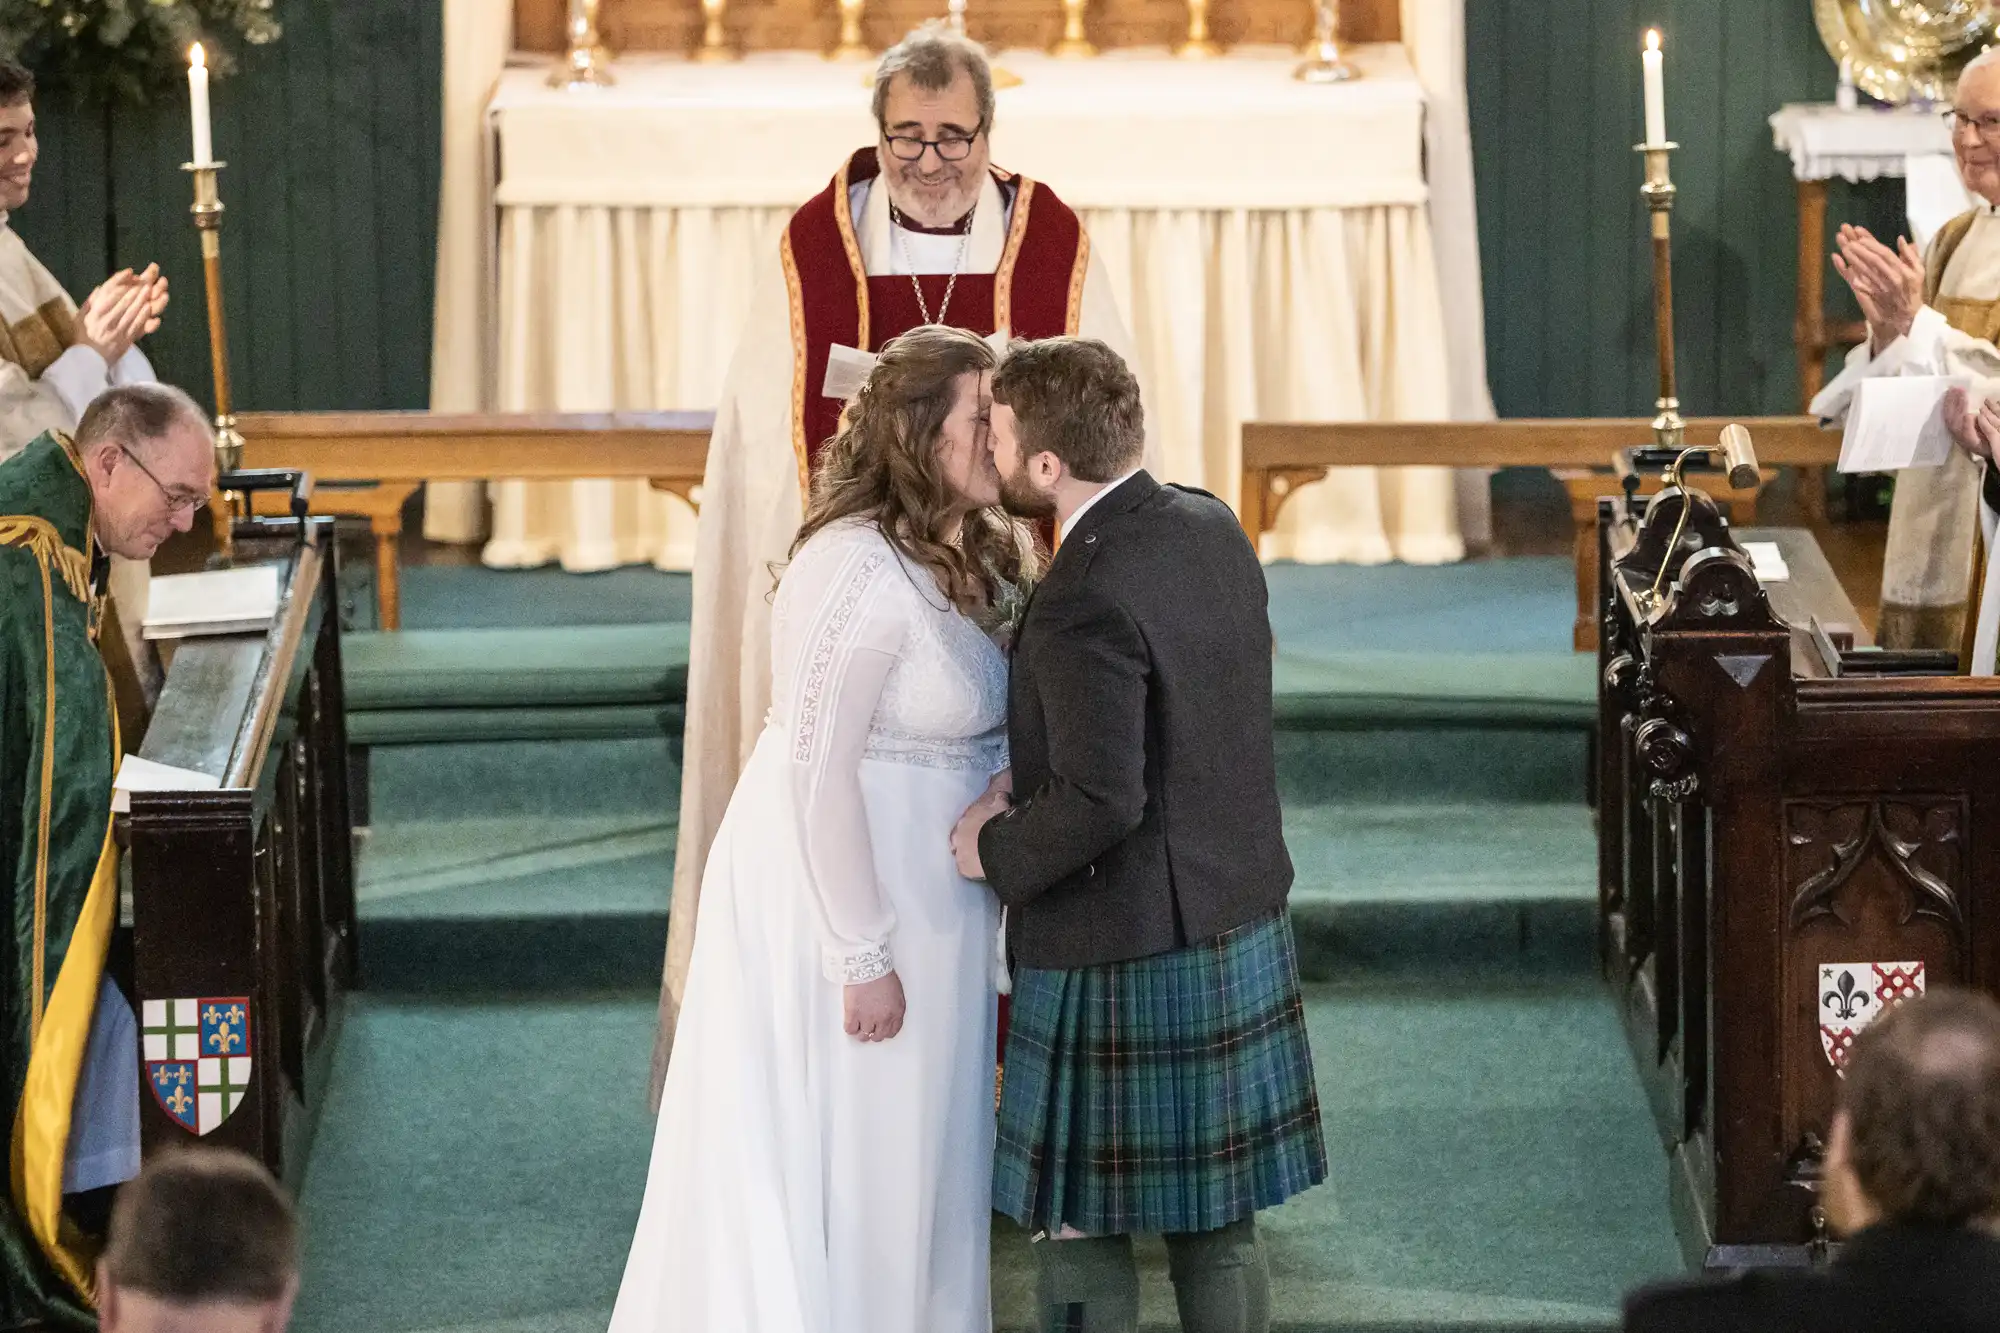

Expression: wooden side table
xmin=252 ymin=481 xmax=421 ymax=629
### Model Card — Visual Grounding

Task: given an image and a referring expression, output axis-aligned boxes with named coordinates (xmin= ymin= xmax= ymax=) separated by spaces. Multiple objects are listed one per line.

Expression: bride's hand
xmin=844 ymin=971 xmax=906 ymax=1042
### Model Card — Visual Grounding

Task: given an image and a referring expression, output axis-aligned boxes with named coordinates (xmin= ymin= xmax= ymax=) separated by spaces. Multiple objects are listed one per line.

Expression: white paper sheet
xmin=142 ymin=565 xmax=280 ymax=639
xmin=112 ymin=754 xmax=222 ymax=813
xmin=1742 ymin=540 xmax=1791 ymax=584
xmin=1837 ymin=375 xmax=1969 ymax=473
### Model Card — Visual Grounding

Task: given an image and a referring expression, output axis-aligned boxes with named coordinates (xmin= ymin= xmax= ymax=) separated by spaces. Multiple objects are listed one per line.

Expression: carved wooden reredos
xmin=517 ymin=0 xmax=1400 ymax=58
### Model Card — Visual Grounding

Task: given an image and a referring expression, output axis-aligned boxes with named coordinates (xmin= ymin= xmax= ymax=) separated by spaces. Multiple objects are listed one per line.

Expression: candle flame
xmin=1645 ymin=29 xmax=1660 ymax=52
xmin=189 ymin=43 xmax=206 ymax=70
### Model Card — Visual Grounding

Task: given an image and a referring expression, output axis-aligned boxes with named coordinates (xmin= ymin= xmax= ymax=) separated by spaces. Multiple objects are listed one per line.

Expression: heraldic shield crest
xmin=1819 ymin=962 xmax=1925 ymax=1073
xmin=143 ymin=997 xmax=253 ymax=1135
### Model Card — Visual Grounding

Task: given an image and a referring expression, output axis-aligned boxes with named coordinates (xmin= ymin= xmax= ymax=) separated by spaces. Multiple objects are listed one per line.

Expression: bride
xmin=608 ymin=324 xmax=1033 ymax=1333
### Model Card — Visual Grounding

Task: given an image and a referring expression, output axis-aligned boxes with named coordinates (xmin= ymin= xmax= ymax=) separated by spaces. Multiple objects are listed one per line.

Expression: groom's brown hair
xmin=992 ymin=337 xmax=1144 ymax=483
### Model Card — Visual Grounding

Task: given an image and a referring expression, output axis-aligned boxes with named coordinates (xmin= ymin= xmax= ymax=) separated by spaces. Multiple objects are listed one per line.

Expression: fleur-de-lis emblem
xmin=165 ymin=1084 xmax=193 ymax=1116
xmin=205 ymin=1003 xmax=244 ymax=1053
xmin=1823 ymin=968 xmax=1870 ymax=1021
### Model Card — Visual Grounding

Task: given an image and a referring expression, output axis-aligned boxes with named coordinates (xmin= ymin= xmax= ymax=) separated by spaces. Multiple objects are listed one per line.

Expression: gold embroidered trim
xmin=1065 ymin=230 xmax=1091 ymax=335
xmin=781 ymin=231 xmax=812 ymax=508
xmin=0 ymin=516 xmax=88 ymax=603
xmin=836 ymin=154 xmax=870 ymax=353
xmin=993 ymin=173 xmax=1035 ymax=335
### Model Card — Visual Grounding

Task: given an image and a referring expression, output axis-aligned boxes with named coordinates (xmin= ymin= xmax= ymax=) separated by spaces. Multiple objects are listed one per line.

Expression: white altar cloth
xmin=451 ymin=42 xmax=1484 ymax=569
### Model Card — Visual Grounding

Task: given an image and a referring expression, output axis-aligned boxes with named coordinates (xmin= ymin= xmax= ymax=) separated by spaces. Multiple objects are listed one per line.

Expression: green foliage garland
xmin=0 ymin=0 xmax=280 ymax=105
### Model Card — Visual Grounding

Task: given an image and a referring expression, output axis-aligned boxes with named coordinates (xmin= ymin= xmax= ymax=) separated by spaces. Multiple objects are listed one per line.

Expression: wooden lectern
xmin=126 ymin=507 xmax=357 ymax=1186
xmin=1595 ymin=474 xmax=2000 ymax=1268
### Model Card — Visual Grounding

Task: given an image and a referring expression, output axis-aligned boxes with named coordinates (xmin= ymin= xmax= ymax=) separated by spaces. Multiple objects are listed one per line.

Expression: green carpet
xmin=289 ymin=982 xmax=1677 ymax=1333
xmin=290 ymin=557 xmax=1682 ymax=1331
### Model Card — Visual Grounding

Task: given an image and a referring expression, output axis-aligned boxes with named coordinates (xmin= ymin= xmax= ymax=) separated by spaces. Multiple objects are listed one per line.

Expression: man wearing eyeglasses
xmin=1812 ymin=48 xmax=2000 ymax=672
xmin=651 ymin=20 xmax=1150 ymax=1094
xmin=0 ymin=385 xmax=214 ymax=1332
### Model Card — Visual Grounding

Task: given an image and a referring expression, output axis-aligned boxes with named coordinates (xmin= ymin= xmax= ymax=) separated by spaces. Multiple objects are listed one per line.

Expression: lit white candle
xmin=1642 ymin=29 xmax=1667 ymax=147
xmin=188 ymin=44 xmax=213 ymax=166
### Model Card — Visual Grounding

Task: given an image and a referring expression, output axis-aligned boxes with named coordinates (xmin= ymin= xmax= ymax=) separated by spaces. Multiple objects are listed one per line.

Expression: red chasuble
xmin=780 ymin=147 xmax=1090 ymax=498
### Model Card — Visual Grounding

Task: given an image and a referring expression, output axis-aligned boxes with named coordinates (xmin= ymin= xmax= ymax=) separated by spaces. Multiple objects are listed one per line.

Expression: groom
xmin=951 ymin=337 xmax=1325 ymax=1333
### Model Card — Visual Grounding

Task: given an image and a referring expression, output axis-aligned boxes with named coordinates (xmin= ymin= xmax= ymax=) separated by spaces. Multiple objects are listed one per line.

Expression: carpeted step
xmin=350 ymin=797 xmax=1598 ymax=993
xmin=287 ymin=983 xmax=1679 ymax=1333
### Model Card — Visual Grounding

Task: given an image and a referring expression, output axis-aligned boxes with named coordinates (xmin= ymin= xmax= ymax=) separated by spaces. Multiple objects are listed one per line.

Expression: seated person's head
xmin=989 ymin=337 xmax=1145 ymax=520
xmin=75 ymin=382 xmax=216 ymax=561
xmin=1824 ymin=987 xmax=2000 ymax=1235
xmin=97 ymin=1147 xmax=299 ymax=1333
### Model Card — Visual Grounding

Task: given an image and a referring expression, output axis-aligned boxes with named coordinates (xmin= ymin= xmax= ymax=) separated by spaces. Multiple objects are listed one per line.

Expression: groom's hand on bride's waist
xmin=950 ymin=788 xmax=1011 ymax=881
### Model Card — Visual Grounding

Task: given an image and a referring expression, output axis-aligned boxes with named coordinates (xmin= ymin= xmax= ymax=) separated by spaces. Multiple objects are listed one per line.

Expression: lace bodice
xmin=769 ymin=520 xmax=1009 ymax=984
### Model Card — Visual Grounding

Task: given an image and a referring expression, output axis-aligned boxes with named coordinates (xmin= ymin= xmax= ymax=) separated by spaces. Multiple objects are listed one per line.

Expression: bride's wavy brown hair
xmin=791 ymin=324 xmax=1039 ymax=615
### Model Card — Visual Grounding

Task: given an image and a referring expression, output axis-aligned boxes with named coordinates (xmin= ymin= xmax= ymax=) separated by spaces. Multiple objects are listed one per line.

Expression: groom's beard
xmin=996 ymin=461 xmax=1058 ymax=520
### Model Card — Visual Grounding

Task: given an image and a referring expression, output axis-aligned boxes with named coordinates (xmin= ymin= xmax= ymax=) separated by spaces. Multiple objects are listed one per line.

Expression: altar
xmin=425 ymin=7 xmax=1492 ymax=570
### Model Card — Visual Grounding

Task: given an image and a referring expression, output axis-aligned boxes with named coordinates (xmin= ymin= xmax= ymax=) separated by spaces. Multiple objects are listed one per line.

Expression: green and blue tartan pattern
xmin=994 ymin=911 xmax=1327 ymax=1236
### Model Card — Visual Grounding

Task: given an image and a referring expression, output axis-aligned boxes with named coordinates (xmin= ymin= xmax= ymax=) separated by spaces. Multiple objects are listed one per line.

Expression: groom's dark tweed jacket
xmin=979 ymin=470 xmax=1293 ymax=969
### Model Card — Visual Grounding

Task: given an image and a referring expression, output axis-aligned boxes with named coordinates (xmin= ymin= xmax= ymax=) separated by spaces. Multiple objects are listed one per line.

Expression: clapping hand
xmin=77 ymin=264 xmax=169 ymax=366
xmin=1943 ymin=384 xmax=2000 ymax=463
xmin=1830 ymin=225 xmax=1924 ymax=355
xmin=949 ymin=768 xmax=1012 ymax=881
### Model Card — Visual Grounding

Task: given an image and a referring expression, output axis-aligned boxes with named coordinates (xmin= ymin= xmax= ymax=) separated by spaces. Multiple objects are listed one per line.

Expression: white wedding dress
xmin=609 ymin=518 xmax=1006 ymax=1333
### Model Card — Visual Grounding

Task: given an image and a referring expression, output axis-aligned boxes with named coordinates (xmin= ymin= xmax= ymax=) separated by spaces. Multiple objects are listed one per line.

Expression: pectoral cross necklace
xmin=890 ymin=198 xmax=976 ymax=328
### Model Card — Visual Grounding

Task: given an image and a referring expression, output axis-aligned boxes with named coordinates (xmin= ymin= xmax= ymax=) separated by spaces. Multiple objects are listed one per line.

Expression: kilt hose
xmin=993 ymin=910 xmax=1326 ymax=1236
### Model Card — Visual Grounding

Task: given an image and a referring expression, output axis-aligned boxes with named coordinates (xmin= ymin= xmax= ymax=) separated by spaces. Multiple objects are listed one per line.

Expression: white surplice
xmin=609 ymin=518 xmax=1005 ymax=1333
xmin=1811 ymin=203 xmax=2000 ymax=670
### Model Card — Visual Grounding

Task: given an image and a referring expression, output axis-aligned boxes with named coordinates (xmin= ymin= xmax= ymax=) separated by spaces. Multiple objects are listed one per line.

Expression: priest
xmin=1 ymin=387 xmax=215 ymax=1332
xmin=648 ymin=22 xmax=1148 ymax=1095
xmin=0 ymin=58 xmax=171 ymax=732
xmin=1811 ymin=48 xmax=2000 ymax=656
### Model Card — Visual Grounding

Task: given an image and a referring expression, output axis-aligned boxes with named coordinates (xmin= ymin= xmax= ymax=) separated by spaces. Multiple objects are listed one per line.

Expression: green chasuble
xmin=0 ymin=431 xmax=117 ymax=1330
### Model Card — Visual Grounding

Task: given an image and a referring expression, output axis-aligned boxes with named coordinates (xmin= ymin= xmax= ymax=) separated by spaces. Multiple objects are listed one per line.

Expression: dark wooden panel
xmin=517 ymin=0 xmax=1398 ymax=54
xmin=9 ymin=0 xmax=441 ymax=414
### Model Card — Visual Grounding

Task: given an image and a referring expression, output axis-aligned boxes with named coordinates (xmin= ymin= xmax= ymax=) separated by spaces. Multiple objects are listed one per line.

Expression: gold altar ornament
xmin=947 ymin=0 xmax=1021 ymax=85
xmin=185 ymin=44 xmax=243 ymax=546
xmin=1292 ymin=0 xmax=1355 ymax=82
xmin=550 ymin=0 xmax=616 ymax=87
xmin=1053 ymin=0 xmax=1094 ymax=58
xmin=1814 ymin=0 xmax=1996 ymax=106
xmin=832 ymin=0 xmax=870 ymax=59
xmin=1177 ymin=0 xmax=1220 ymax=59
xmin=699 ymin=0 xmax=737 ymax=62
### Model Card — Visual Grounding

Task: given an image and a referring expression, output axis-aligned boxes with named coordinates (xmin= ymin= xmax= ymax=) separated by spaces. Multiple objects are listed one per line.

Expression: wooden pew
xmin=1594 ymin=479 xmax=2000 ymax=1267
xmin=234 ymin=411 xmax=715 ymax=629
xmin=127 ymin=513 xmax=354 ymax=1186
xmin=1241 ymin=417 xmax=1845 ymax=650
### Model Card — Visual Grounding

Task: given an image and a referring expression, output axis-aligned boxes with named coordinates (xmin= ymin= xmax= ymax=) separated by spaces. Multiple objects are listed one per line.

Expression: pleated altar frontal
xmin=440 ymin=44 xmax=1467 ymax=570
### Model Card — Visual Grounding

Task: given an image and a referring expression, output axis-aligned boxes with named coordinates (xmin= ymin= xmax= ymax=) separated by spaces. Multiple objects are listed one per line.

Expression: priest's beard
xmin=996 ymin=459 xmax=1058 ymax=520
xmin=885 ymin=161 xmax=981 ymax=229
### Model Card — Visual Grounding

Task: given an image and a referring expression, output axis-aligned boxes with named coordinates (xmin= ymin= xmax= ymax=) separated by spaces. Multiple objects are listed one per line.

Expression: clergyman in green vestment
xmin=0 ymin=386 xmax=213 ymax=1332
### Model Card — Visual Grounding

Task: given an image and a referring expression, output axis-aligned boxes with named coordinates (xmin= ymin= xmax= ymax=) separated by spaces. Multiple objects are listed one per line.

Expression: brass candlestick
xmin=1177 ymin=0 xmax=1220 ymax=58
xmin=831 ymin=0 xmax=870 ymax=59
xmin=698 ymin=0 xmax=735 ymax=62
xmin=549 ymin=0 xmax=615 ymax=87
xmin=1053 ymin=0 xmax=1095 ymax=57
xmin=1637 ymin=141 xmax=1683 ymax=448
xmin=185 ymin=160 xmax=242 ymax=552
xmin=1293 ymin=0 xmax=1356 ymax=82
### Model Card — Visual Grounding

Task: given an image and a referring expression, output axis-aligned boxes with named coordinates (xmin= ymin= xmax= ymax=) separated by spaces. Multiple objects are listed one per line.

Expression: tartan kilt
xmin=993 ymin=910 xmax=1326 ymax=1236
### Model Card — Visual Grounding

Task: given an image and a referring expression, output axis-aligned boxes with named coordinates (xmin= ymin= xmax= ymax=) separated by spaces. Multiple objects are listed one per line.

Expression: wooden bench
xmin=234 ymin=411 xmax=714 ymax=629
xmin=1241 ymin=417 xmax=1846 ymax=651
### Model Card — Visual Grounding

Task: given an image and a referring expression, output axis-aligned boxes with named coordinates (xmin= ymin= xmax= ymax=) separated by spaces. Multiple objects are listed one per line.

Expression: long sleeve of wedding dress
xmin=777 ymin=533 xmax=910 ymax=984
